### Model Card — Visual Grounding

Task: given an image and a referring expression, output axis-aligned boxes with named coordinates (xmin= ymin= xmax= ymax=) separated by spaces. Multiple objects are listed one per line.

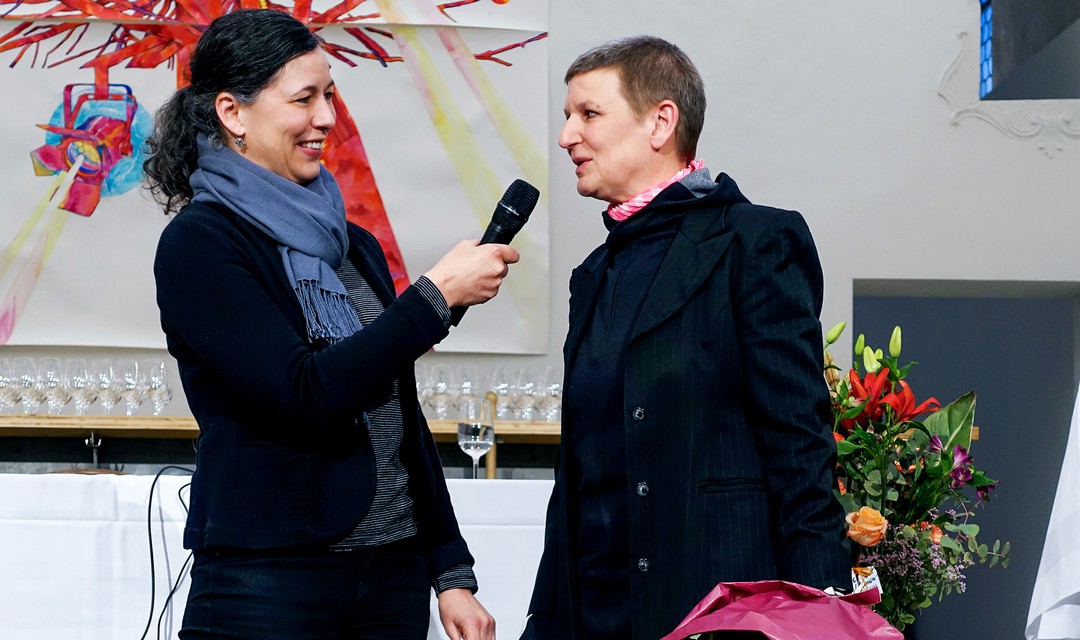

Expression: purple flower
xmin=950 ymin=445 xmax=974 ymax=489
xmin=977 ymin=481 xmax=998 ymax=501
xmin=927 ymin=435 xmax=944 ymax=454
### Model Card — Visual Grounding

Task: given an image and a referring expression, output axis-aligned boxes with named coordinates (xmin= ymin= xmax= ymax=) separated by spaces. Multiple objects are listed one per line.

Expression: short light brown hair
xmin=565 ymin=35 xmax=705 ymax=162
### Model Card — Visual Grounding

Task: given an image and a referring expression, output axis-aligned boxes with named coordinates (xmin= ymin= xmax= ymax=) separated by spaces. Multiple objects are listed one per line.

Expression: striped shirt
xmin=330 ymin=257 xmax=476 ymax=593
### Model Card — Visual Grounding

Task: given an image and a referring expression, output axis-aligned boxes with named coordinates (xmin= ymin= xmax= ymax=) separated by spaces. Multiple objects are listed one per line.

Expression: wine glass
xmin=487 ymin=365 xmax=513 ymax=420
xmin=0 ymin=358 xmax=20 ymax=413
xmin=509 ymin=367 xmax=538 ymax=421
xmin=538 ymin=365 xmax=563 ymax=422
xmin=14 ymin=357 xmax=43 ymax=414
xmin=145 ymin=359 xmax=173 ymax=416
xmin=92 ymin=358 xmax=121 ymax=415
xmin=65 ymin=358 xmax=98 ymax=416
xmin=117 ymin=358 xmax=146 ymax=416
xmin=428 ymin=364 xmax=454 ymax=420
xmin=457 ymin=394 xmax=495 ymax=480
xmin=457 ymin=365 xmax=480 ymax=404
xmin=414 ymin=362 xmax=431 ymax=408
xmin=39 ymin=357 xmax=70 ymax=415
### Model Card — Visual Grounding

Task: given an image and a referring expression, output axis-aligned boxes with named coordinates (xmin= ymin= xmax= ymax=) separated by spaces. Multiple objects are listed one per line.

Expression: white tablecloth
xmin=0 ymin=473 xmax=552 ymax=640
xmin=1028 ymin=383 xmax=1080 ymax=639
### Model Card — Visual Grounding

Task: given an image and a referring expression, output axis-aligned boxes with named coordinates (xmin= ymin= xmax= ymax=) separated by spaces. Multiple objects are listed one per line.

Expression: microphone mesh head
xmin=503 ymin=179 xmax=540 ymax=218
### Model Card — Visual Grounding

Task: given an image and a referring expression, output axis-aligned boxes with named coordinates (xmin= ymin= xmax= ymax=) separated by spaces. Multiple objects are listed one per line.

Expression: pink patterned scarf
xmin=607 ymin=159 xmax=705 ymax=222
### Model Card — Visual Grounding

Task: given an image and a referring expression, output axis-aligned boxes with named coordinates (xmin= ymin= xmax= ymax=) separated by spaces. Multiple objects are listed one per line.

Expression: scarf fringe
xmin=295 ymin=280 xmax=363 ymax=342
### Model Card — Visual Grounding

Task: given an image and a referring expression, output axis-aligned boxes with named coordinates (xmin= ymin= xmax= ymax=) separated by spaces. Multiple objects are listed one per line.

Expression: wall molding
xmin=938 ymin=30 xmax=1080 ymax=157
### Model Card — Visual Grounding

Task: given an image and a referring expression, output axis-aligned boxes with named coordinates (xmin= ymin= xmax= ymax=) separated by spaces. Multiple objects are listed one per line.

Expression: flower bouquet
xmin=823 ymin=323 xmax=1010 ymax=631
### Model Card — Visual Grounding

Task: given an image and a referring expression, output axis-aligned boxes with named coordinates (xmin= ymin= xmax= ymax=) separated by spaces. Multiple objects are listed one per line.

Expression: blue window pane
xmin=980 ymin=2 xmax=993 ymax=98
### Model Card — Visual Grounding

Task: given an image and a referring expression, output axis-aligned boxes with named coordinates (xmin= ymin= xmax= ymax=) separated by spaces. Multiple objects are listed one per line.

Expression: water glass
xmin=457 ymin=394 xmax=495 ymax=479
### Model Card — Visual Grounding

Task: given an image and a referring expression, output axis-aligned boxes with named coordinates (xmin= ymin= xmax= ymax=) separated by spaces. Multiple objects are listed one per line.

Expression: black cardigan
xmin=154 ymin=201 xmax=473 ymax=578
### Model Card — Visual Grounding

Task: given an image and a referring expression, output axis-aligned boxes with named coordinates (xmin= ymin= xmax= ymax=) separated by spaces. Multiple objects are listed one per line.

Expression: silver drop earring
xmin=233 ymin=136 xmax=246 ymax=149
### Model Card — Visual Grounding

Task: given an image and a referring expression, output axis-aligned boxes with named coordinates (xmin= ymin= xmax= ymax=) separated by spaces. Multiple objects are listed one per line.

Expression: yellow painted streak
xmin=374 ymin=0 xmax=546 ymax=342
xmin=0 ymin=159 xmax=81 ymax=344
xmin=436 ymin=27 xmax=547 ymax=209
xmin=378 ymin=7 xmax=502 ymax=221
xmin=0 ymin=172 xmax=65 ymax=282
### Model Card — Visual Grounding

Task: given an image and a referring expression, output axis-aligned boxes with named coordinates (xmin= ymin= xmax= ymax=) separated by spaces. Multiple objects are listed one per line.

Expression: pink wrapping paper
xmin=660 ymin=580 xmax=904 ymax=640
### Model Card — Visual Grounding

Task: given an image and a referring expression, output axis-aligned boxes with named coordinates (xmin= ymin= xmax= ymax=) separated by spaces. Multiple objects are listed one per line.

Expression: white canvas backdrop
xmin=0 ymin=0 xmax=549 ymax=353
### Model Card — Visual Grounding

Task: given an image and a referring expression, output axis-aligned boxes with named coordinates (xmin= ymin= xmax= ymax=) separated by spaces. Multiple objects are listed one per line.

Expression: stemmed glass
xmin=92 ymin=359 xmax=121 ymax=415
xmin=14 ymin=357 xmax=43 ymax=414
xmin=538 ymin=365 xmax=563 ymax=422
xmin=428 ymin=364 xmax=454 ymax=420
xmin=457 ymin=365 xmax=480 ymax=406
xmin=145 ymin=359 xmax=173 ymax=416
xmin=117 ymin=358 xmax=146 ymax=416
xmin=66 ymin=359 xmax=98 ymax=416
xmin=487 ymin=365 xmax=513 ymax=420
xmin=457 ymin=394 xmax=495 ymax=480
xmin=415 ymin=362 xmax=431 ymax=409
xmin=39 ymin=357 xmax=70 ymax=415
xmin=509 ymin=367 xmax=538 ymax=421
xmin=0 ymin=358 xmax=20 ymax=413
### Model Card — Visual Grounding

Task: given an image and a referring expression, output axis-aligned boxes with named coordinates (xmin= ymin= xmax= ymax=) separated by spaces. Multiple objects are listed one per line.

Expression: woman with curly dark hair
xmin=146 ymin=9 xmax=509 ymax=639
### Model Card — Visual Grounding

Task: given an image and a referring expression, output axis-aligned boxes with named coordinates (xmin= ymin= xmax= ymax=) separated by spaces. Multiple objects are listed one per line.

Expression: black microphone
xmin=450 ymin=179 xmax=540 ymax=326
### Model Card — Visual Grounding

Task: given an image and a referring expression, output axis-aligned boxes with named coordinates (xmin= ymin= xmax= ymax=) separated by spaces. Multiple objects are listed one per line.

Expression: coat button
xmin=637 ymin=558 xmax=650 ymax=572
xmin=636 ymin=482 xmax=649 ymax=496
xmin=631 ymin=407 xmax=646 ymax=421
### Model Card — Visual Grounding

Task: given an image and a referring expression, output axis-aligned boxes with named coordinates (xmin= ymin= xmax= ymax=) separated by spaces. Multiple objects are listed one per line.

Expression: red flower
xmin=881 ymin=380 xmax=940 ymax=424
xmin=839 ymin=368 xmax=891 ymax=432
xmin=838 ymin=368 xmax=940 ymax=433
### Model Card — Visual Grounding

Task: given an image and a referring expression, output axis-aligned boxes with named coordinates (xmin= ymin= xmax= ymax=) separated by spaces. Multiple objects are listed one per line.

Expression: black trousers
xmin=180 ymin=537 xmax=430 ymax=640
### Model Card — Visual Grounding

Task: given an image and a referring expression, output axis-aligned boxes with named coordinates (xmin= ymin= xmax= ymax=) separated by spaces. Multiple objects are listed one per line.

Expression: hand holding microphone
xmin=424 ymin=180 xmax=539 ymax=323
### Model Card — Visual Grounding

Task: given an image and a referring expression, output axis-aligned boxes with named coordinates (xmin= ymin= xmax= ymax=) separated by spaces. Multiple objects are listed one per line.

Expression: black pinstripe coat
xmin=524 ymin=175 xmax=851 ymax=639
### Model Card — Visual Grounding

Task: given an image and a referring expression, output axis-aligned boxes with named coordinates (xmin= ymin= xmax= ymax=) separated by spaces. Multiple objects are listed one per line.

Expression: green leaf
xmin=836 ymin=439 xmax=861 ymax=455
xmin=916 ymin=391 xmax=976 ymax=451
xmin=837 ymin=492 xmax=860 ymax=513
xmin=957 ymin=523 xmax=980 ymax=537
xmin=940 ymin=536 xmax=962 ymax=553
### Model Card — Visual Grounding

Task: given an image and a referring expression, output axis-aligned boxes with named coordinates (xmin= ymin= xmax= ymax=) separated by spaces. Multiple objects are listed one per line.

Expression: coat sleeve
xmin=154 ymin=209 xmax=450 ymax=434
xmin=730 ymin=209 xmax=852 ymax=590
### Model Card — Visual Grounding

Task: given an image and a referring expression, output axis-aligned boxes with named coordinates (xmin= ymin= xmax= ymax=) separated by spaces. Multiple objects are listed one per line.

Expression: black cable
xmin=157 ymin=548 xmax=194 ymax=640
xmin=140 ymin=466 xmax=195 ymax=640
xmin=157 ymin=481 xmax=192 ymax=640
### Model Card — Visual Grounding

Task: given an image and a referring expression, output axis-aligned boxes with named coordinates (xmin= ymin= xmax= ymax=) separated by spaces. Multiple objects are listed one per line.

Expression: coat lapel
xmin=563 ymin=246 xmax=606 ymax=366
xmin=347 ymin=227 xmax=396 ymax=307
xmin=631 ymin=205 xmax=735 ymax=341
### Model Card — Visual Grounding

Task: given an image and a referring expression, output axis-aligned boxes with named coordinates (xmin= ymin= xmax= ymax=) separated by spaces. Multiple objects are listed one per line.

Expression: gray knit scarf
xmin=190 ymin=135 xmax=362 ymax=342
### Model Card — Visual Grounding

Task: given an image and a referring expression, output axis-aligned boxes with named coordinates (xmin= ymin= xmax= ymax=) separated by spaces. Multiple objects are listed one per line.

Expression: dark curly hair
xmin=142 ymin=9 xmax=320 ymax=215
